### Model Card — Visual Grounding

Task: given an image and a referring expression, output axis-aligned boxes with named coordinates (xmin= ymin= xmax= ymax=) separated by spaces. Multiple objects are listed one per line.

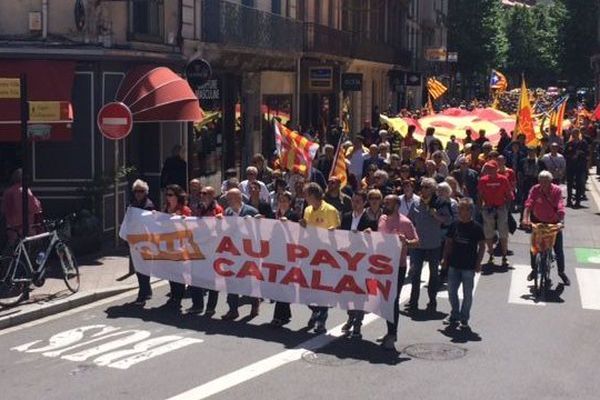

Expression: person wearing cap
xmin=477 ymin=160 xmax=514 ymax=266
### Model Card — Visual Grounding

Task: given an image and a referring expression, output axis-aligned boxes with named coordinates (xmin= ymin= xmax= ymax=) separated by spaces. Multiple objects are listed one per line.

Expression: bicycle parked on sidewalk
xmin=530 ymin=223 xmax=562 ymax=299
xmin=0 ymin=217 xmax=79 ymax=307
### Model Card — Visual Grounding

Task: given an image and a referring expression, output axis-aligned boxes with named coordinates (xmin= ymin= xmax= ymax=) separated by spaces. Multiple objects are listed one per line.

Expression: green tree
xmin=505 ymin=6 xmax=538 ymax=80
xmin=447 ymin=0 xmax=508 ymax=96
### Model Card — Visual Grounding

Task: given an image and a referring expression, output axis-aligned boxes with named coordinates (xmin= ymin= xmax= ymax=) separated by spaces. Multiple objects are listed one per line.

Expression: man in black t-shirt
xmin=441 ymin=197 xmax=486 ymax=329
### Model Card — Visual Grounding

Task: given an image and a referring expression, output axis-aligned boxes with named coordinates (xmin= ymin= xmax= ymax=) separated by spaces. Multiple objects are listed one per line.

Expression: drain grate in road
xmin=301 ymin=351 xmax=361 ymax=367
xmin=403 ymin=343 xmax=467 ymax=361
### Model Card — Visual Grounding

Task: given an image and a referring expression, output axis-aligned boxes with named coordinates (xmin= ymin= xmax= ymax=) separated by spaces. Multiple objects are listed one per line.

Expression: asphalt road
xmin=2 ymin=181 xmax=600 ymax=400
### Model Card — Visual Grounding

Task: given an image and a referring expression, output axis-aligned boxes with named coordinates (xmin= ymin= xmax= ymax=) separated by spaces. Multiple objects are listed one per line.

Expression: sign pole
xmin=20 ymin=74 xmax=30 ymax=238
xmin=114 ymin=138 xmax=119 ymax=248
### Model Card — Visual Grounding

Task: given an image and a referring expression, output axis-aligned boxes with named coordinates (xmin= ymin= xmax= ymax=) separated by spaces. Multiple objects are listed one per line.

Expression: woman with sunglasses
xmin=130 ymin=179 xmax=156 ymax=306
xmin=162 ymin=184 xmax=192 ymax=311
xmin=365 ymin=189 xmax=383 ymax=224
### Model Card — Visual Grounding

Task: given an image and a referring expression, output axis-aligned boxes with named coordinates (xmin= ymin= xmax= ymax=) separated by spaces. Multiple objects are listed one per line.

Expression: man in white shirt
xmin=541 ymin=143 xmax=566 ymax=183
xmin=399 ymin=179 xmax=420 ymax=216
xmin=348 ymin=135 xmax=368 ymax=179
xmin=239 ymin=166 xmax=270 ymax=203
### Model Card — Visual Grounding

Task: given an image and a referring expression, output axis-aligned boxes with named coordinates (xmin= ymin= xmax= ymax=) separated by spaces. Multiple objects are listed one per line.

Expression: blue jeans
xmin=447 ymin=268 xmax=475 ymax=322
xmin=409 ymin=247 xmax=441 ymax=306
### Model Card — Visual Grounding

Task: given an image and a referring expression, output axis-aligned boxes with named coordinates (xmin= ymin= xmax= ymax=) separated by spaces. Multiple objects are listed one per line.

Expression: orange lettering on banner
xmin=280 ymin=267 xmax=309 ymax=288
xmin=242 ymin=239 xmax=270 ymax=258
xmin=286 ymin=243 xmax=309 ymax=262
xmin=214 ymin=258 xmax=235 ymax=277
xmin=337 ymin=251 xmax=366 ymax=271
xmin=237 ymin=261 xmax=265 ymax=281
xmin=365 ymin=279 xmax=392 ymax=300
xmin=335 ymin=275 xmax=366 ymax=295
xmin=309 ymin=249 xmax=340 ymax=269
xmin=262 ymin=263 xmax=285 ymax=282
xmin=367 ymin=255 xmax=393 ymax=275
xmin=215 ymin=236 xmax=241 ymax=256
xmin=310 ymin=270 xmax=335 ymax=292
xmin=127 ymin=231 xmax=205 ymax=261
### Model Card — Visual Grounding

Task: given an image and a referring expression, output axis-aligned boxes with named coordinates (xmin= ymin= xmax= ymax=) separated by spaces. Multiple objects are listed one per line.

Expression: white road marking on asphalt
xmin=438 ymin=272 xmax=481 ymax=299
xmin=575 ymin=268 xmax=600 ymax=310
xmin=508 ymin=264 xmax=545 ymax=306
xmin=0 ymin=281 xmax=169 ymax=337
xmin=166 ymin=273 xmax=425 ymax=400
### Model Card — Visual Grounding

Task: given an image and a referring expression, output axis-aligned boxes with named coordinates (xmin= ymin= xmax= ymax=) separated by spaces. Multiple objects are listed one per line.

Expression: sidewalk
xmin=0 ymin=246 xmax=159 ymax=330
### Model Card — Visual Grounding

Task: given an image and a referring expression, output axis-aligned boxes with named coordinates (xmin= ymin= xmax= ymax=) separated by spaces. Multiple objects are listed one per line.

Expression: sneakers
xmin=459 ymin=320 xmax=470 ymax=330
xmin=443 ymin=316 xmax=458 ymax=326
xmin=221 ymin=310 xmax=239 ymax=321
xmin=381 ymin=334 xmax=396 ymax=350
xmin=186 ymin=305 xmax=204 ymax=315
xmin=559 ymin=272 xmax=571 ymax=286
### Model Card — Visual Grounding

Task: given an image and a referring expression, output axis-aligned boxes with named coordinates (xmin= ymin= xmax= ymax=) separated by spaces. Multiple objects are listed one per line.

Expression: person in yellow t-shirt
xmin=299 ymin=182 xmax=340 ymax=334
xmin=301 ymin=183 xmax=341 ymax=230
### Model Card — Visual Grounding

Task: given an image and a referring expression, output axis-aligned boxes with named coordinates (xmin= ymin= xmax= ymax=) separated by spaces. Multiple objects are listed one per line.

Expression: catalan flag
xmin=489 ymin=70 xmax=508 ymax=92
xmin=427 ymin=77 xmax=447 ymax=100
xmin=329 ymin=135 xmax=348 ymax=187
xmin=548 ymin=96 xmax=569 ymax=136
xmin=515 ymin=77 xmax=537 ymax=146
xmin=273 ymin=119 xmax=319 ymax=176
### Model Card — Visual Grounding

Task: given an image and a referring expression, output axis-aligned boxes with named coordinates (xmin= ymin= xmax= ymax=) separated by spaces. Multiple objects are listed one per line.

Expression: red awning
xmin=0 ymin=60 xmax=75 ymax=142
xmin=115 ymin=66 xmax=203 ymax=123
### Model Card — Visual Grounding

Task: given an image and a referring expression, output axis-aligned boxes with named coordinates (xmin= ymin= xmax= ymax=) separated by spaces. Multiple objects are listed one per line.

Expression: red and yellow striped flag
xmin=549 ymin=97 xmax=568 ymax=136
xmin=515 ymin=77 xmax=537 ymax=146
xmin=274 ymin=120 xmax=319 ymax=176
xmin=427 ymin=77 xmax=447 ymax=100
xmin=329 ymin=137 xmax=348 ymax=187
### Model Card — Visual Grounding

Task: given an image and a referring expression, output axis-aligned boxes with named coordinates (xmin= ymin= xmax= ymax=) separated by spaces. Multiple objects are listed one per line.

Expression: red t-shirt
xmin=498 ymin=168 xmax=517 ymax=191
xmin=477 ymin=174 xmax=514 ymax=207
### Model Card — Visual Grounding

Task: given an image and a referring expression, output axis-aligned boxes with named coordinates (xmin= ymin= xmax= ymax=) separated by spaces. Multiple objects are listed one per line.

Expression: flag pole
xmin=329 ymin=131 xmax=345 ymax=180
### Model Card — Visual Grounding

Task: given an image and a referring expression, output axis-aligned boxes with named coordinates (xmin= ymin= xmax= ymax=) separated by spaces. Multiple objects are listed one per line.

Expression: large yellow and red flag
xmin=515 ymin=77 xmax=537 ymax=146
xmin=274 ymin=120 xmax=319 ymax=176
xmin=329 ymin=137 xmax=348 ymax=187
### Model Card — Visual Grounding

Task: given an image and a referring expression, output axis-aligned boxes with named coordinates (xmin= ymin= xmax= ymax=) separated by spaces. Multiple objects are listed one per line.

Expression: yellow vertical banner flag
xmin=516 ymin=77 xmax=537 ymax=146
xmin=329 ymin=136 xmax=348 ymax=187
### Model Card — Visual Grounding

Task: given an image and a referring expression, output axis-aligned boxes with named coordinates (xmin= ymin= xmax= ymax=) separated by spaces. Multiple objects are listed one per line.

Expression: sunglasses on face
xmin=166 ymin=193 xmax=175 ymax=197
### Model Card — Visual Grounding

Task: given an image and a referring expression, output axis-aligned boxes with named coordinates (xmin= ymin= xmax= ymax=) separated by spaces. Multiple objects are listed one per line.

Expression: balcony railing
xmin=303 ymin=23 xmax=352 ymax=58
xmin=351 ymin=34 xmax=411 ymax=67
xmin=202 ymin=0 xmax=303 ymax=53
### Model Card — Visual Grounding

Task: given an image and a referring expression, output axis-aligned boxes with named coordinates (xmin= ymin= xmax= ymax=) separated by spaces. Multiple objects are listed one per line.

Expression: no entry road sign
xmin=97 ymin=102 xmax=133 ymax=140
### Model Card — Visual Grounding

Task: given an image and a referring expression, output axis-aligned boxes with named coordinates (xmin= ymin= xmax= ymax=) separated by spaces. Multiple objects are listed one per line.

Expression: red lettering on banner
xmin=367 ymin=254 xmax=393 ymax=275
xmin=242 ymin=239 xmax=270 ymax=258
xmin=309 ymin=250 xmax=340 ymax=269
xmin=337 ymin=251 xmax=366 ymax=271
xmin=215 ymin=237 xmax=241 ymax=256
xmin=287 ymin=244 xmax=309 ymax=263
xmin=262 ymin=263 xmax=285 ymax=282
xmin=237 ymin=260 xmax=265 ymax=281
xmin=365 ymin=278 xmax=392 ymax=300
xmin=310 ymin=270 xmax=335 ymax=292
xmin=334 ymin=275 xmax=366 ymax=295
xmin=214 ymin=258 xmax=235 ymax=277
xmin=280 ymin=267 xmax=309 ymax=288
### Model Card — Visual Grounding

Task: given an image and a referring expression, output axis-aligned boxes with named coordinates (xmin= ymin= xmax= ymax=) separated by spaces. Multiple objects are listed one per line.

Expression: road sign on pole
xmin=97 ymin=102 xmax=133 ymax=248
xmin=97 ymin=102 xmax=133 ymax=140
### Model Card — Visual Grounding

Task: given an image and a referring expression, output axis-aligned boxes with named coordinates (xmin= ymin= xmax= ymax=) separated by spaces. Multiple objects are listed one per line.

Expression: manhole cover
xmin=403 ymin=343 xmax=467 ymax=361
xmin=301 ymin=351 xmax=361 ymax=367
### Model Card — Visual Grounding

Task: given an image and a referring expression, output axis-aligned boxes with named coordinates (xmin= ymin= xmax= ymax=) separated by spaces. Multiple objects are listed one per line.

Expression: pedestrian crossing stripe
xmin=575 ymin=269 xmax=600 ymax=310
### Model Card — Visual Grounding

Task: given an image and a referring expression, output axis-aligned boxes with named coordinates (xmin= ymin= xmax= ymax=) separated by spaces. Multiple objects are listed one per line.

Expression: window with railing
xmin=129 ymin=0 xmax=164 ymax=42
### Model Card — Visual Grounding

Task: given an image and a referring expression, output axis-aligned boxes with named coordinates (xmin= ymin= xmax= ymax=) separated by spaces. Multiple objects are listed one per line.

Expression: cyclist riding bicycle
xmin=522 ymin=170 xmax=569 ymax=286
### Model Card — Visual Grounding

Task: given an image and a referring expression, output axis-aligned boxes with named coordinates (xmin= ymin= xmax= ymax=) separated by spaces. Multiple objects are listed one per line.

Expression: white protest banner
xmin=119 ymin=208 xmax=402 ymax=321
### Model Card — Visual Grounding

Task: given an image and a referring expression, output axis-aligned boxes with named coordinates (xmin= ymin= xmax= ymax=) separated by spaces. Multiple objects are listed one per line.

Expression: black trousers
xmin=273 ymin=302 xmax=291 ymax=322
xmin=190 ymin=287 xmax=218 ymax=310
xmin=386 ymin=267 xmax=407 ymax=339
xmin=169 ymin=281 xmax=185 ymax=304
xmin=136 ymin=273 xmax=152 ymax=299
xmin=566 ymin=167 xmax=586 ymax=204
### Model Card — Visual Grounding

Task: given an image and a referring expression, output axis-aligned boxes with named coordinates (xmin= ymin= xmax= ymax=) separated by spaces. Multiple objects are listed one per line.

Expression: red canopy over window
xmin=115 ymin=66 xmax=203 ymax=123
xmin=0 ymin=60 xmax=75 ymax=142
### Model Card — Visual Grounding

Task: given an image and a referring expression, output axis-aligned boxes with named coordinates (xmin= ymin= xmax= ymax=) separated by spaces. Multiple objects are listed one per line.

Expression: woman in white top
xmin=399 ymin=179 xmax=420 ymax=216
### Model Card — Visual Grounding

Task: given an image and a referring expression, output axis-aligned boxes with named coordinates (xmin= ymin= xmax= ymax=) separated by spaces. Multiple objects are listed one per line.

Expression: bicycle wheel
xmin=56 ymin=243 xmax=79 ymax=293
xmin=0 ymin=257 xmax=28 ymax=307
xmin=534 ymin=253 xmax=542 ymax=298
